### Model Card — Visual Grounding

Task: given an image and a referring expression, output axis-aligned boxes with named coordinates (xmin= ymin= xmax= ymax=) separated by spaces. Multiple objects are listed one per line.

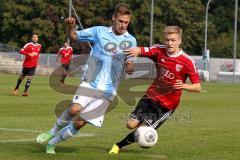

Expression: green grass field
xmin=0 ymin=73 xmax=240 ymax=160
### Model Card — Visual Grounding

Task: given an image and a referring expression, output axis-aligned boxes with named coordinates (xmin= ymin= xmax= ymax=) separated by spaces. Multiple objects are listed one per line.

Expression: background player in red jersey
xmin=56 ymin=42 xmax=73 ymax=85
xmin=12 ymin=34 xmax=41 ymax=96
xmin=109 ymin=26 xmax=202 ymax=154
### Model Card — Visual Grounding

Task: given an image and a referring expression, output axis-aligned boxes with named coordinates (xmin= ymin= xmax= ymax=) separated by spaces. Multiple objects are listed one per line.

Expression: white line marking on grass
xmin=0 ymin=139 xmax=35 ymax=143
xmin=75 ymin=133 xmax=95 ymax=137
xmin=0 ymin=127 xmax=96 ymax=143
xmin=0 ymin=128 xmax=45 ymax=133
xmin=144 ymin=154 xmax=168 ymax=159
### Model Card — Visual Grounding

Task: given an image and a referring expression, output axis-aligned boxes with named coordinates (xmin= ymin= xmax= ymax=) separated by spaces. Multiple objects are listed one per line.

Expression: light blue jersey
xmin=76 ymin=26 xmax=137 ymax=100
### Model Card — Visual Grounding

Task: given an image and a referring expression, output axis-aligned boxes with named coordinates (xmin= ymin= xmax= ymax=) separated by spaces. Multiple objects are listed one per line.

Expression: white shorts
xmin=72 ymin=82 xmax=111 ymax=127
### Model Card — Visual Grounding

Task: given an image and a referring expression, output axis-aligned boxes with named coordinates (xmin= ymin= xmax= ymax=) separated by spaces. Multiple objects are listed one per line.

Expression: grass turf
xmin=0 ymin=73 xmax=240 ymax=160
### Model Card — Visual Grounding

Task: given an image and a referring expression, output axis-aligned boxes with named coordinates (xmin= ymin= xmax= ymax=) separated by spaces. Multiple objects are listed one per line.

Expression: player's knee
xmin=27 ymin=77 xmax=33 ymax=80
xmin=127 ymin=119 xmax=139 ymax=129
xmin=73 ymin=120 xmax=86 ymax=130
xmin=69 ymin=103 xmax=82 ymax=114
xmin=19 ymin=75 xmax=25 ymax=80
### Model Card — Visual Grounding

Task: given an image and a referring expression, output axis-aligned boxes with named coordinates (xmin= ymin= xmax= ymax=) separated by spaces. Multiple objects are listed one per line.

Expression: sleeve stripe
xmin=22 ymin=43 xmax=32 ymax=49
xmin=182 ymin=53 xmax=197 ymax=73
xmin=151 ymin=44 xmax=166 ymax=49
xmin=59 ymin=48 xmax=64 ymax=51
xmin=144 ymin=47 xmax=149 ymax=52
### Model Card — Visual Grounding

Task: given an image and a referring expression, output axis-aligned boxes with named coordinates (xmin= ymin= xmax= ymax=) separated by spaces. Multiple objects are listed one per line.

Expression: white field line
xmin=0 ymin=139 xmax=35 ymax=143
xmin=0 ymin=127 xmax=95 ymax=143
xmin=0 ymin=128 xmax=45 ymax=133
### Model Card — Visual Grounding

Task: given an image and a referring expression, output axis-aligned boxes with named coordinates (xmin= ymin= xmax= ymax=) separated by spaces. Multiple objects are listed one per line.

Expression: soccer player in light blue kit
xmin=36 ymin=3 xmax=137 ymax=154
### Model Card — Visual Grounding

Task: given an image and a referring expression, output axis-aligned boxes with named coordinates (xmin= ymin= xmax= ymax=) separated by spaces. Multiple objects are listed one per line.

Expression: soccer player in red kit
xmin=109 ymin=26 xmax=202 ymax=154
xmin=56 ymin=42 xmax=73 ymax=85
xmin=12 ymin=34 xmax=41 ymax=96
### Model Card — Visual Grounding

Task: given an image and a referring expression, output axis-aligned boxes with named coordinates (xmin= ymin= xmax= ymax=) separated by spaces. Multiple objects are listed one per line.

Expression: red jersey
xmin=20 ymin=42 xmax=41 ymax=68
xmin=58 ymin=47 xmax=73 ymax=64
xmin=140 ymin=44 xmax=200 ymax=110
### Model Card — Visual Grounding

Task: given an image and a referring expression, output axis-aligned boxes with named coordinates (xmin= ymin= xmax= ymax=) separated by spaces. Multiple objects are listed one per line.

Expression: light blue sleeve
xmin=132 ymin=38 xmax=137 ymax=48
xmin=76 ymin=27 xmax=98 ymax=43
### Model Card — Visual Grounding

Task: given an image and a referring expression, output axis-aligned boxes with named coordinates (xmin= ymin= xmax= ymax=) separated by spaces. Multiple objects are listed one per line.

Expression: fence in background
xmin=1 ymin=43 xmax=240 ymax=82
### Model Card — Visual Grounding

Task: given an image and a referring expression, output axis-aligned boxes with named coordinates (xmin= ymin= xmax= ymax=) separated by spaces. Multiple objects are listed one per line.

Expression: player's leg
xmin=50 ymin=103 xmax=82 ymax=135
xmin=22 ymin=76 xmax=32 ymax=96
xmin=109 ymin=96 xmax=173 ymax=154
xmin=36 ymin=103 xmax=82 ymax=144
xmin=110 ymin=98 xmax=173 ymax=154
xmin=12 ymin=75 xmax=25 ymax=95
xmin=109 ymin=97 xmax=149 ymax=154
xmin=36 ymin=84 xmax=91 ymax=144
xmin=109 ymin=118 xmax=141 ymax=154
xmin=45 ymin=90 xmax=110 ymax=154
xmin=46 ymin=117 xmax=86 ymax=154
xmin=22 ymin=67 xmax=36 ymax=96
xmin=60 ymin=64 xmax=69 ymax=85
xmin=12 ymin=68 xmax=26 ymax=95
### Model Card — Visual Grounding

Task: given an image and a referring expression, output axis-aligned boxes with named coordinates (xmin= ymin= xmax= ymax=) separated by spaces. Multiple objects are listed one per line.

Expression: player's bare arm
xmin=125 ymin=61 xmax=134 ymax=74
xmin=56 ymin=54 xmax=60 ymax=63
xmin=65 ymin=17 xmax=77 ymax=41
xmin=173 ymin=80 xmax=201 ymax=92
xmin=124 ymin=47 xmax=141 ymax=57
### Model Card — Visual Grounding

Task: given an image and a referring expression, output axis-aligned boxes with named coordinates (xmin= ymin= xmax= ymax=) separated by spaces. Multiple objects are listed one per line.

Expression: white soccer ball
xmin=134 ymin=126 xmax=158 ymax=148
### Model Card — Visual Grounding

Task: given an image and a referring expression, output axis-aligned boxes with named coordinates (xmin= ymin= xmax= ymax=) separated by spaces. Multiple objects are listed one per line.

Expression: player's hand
xmin=65 ymin=17 xmax=76 ymax=27
xmin=125 ymin=61 xmax=134 ymax=74
xmin=173 ymin=80 xmax=184 ymax=90
xmin=123 ymin=47 xmax=141 ymax=57
xmin=29 ymin=52 xmax=38 ymax=57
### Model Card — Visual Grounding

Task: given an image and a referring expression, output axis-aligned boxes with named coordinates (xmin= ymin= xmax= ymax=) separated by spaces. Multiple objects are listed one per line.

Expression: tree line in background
xmin=0 ymin=0 xmax=239 ymax=58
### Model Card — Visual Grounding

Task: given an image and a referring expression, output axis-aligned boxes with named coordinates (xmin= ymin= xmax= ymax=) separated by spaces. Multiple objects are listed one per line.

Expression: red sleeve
xmin=19 ymin=43 xmax=30 ymax=55
xmin=186 ymin=59 xmax=200 ymax=84
xmin=139 ymin=44 xmax=164 ymax=59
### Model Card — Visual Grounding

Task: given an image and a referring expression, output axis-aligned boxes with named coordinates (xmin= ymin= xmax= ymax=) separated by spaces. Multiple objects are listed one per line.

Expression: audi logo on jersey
xmin=104 ymin=42 xmax=117 ymax=54
xmin=119 ymin=41 xmax=132 ymax=50
xmin=159 ymin=67 xmax=175 ymax=80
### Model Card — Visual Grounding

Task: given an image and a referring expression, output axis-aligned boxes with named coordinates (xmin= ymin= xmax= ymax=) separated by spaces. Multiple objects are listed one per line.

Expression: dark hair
xmin=32 ymin=33 xmax=38 ymax=37
xmin=114 ymin=3 xmax=132 ymax=16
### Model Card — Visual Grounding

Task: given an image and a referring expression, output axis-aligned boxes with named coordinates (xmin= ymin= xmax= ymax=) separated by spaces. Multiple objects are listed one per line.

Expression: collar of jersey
xmin=31 ymin=42 xmax=39 ymax=46
xmin=63 ymin=46 xmax=71 ymax=49
xmin=167 ymin=49 xmax=183 ymax=58
xmin=108 ymin=26 xmax=129 ymax=37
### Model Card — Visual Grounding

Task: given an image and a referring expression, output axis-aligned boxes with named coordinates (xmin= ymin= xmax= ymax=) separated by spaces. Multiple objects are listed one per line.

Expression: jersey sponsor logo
xmin=176 ymin=64 xmax=183 ymax=72
xmin=104 ymin=42 xmax=117 ymax=54
xmin=64 ymin=53 xmax=70 ymax=57
xmin=119 ymin=41 xmax=132 ymax=50
xmin=159 ymin=67 xmax=175 ymax=79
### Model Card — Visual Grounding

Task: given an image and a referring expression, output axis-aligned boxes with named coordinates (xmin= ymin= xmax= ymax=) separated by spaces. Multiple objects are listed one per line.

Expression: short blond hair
xmin=164 ymin=26 xmax=182 ymax=38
